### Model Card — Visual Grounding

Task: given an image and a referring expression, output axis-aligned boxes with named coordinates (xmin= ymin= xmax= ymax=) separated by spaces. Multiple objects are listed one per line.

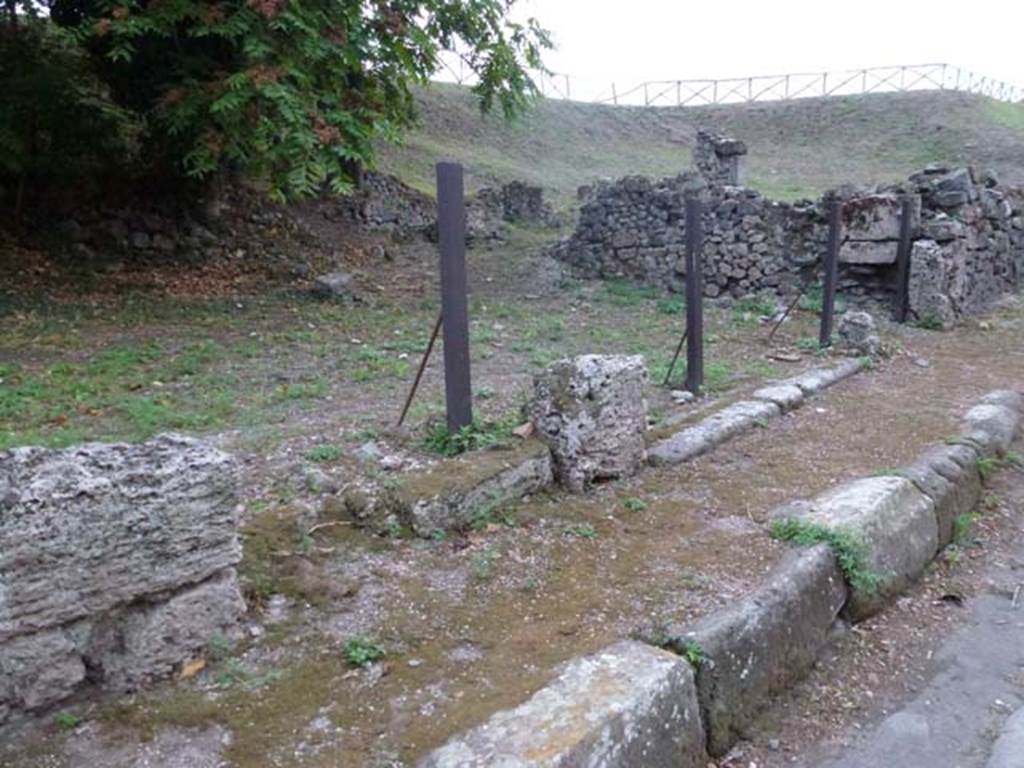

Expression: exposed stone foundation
xmin=552 ymin=134 xmax=1023 ymax=325
xmin=0 ymin=434 xmax=245 ymax=725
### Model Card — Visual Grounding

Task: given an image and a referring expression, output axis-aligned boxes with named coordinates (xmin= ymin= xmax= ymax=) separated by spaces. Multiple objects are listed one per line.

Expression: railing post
xmin=819 ymin=198 xmax=842 ymax=347
xmin=713 ymin=79 xmax=718 ymax=104
xmin=892 ymin=195 xmax=915 ymax=323
xmin=565 ymin=74 xmax=571 ymax=100
xmin=644 ymin=82 xmax=649 ymax=106
xmin=684 ymin=196 xmax=704 ymax=394
xmin=436 ymin=161 xmax=473 ymax=433
xmin=677 ymin=80 xmax=682 ymax=106
xmin=785 ymin=74 xmax=790 ymax=99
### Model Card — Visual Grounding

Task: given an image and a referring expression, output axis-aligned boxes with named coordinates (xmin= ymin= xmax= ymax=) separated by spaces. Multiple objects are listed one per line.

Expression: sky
xmin=508 ymin=0 xmax=1024 ymax=102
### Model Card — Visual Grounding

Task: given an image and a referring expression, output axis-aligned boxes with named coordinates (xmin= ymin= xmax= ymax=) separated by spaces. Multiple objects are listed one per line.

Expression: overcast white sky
xmin=513 ymin=0 xmax=1024 ymax=97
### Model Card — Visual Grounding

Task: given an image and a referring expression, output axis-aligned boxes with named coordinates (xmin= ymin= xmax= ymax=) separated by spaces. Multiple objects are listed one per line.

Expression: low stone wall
xmin=551 ymin=135 xmax=1024 ymax=325
xmin=0 ymin=434 xmax=245 ymax=725
xmin=420 ymin=389 xmax=1022 ymax=766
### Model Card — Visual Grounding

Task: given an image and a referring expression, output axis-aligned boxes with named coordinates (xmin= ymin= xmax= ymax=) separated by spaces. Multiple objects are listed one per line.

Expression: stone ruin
xmin=551 ymin=134 xmax=1024 ymax=327
xmin=693 ymin=130 xmax=748 ymax=186
xmin=0 ymin=435 xmax=244 ymax=726
xmin=334 ymin=171 xmax=557 ymax=242
xmin=528 ymin=355 xmax=648 ymax=492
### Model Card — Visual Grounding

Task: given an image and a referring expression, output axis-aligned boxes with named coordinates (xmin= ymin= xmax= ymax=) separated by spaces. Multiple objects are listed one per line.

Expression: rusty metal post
xmin=892 ymin=195 xmax=915 ymax=323
xmin=819 ymin=198 xmax=842 ymax=347
xmin=436 ymin=161 xmax=473 ymax=433
xmin=684 ymin=197 xmax=704 ymax=394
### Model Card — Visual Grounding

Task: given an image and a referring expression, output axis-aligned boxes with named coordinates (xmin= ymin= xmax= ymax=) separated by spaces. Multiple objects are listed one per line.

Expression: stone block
xmin=787 ymin=359 xmax=866 ymax=396
xmin=89 ymin=569 xmax=247 ymax=691
xmin=648 ymin=400 xmax=780 ymax=466
xmin=751 ymin=383 xmax=805 ymax=412
xmin=0 ymin=434 xmax=241 ymax=641
xmin=838 ymin=311 xmax=880 ymax=356
xmin=667 ymin=546 xmax=846 ymax=756
xmin=899 ymin=443 xmax=981 ymax=546
xmin=770 ymin=476 xmax=937 ymax=621
xmin=840 ymin=240 xmax=898 ymax=265
xmin=0 ymin=628 xmax=85 ymax=712
xmin=843 ymin=194 xmax=919 ymax=241
xmin=418 ymin=641 xmax=706 ymax=768
xmin=529 ymin=355 xmax=648 ymax=491
xmin=383 ymin=441 xmax=554 ymax=537
xmin=961 ymin=400 xmax=1022 ymax=457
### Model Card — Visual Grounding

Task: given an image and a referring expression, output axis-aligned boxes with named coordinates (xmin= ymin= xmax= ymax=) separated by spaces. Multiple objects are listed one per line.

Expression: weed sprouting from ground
xmin=54 ymin=712 xmax=82 ymax=730
xmin=342 ymin=637 xmax=386 ymax=668
xmin=562 ymin=523 xmax=597 ymax=539
xmin=623 ymin=497 xmax=648 ymax=512
xmin=421 ymin=415 xmax=518 ymax=457
xmin=977 ymin=452 xmax=1021 ymax=484
xmin=770 ymin=518 xmax=883 ymax=593
xmin=678 ymin=639 xmax=706 ymax=669
xmin=305 ymin=444 xmax=342 ymax=463
xmin=731 ymin=295 xmax=777 ymax=325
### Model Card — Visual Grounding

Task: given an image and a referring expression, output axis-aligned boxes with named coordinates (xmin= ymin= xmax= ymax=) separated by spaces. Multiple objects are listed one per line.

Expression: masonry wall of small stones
xmin=553 ymin=136 xmax=1024 ymax=324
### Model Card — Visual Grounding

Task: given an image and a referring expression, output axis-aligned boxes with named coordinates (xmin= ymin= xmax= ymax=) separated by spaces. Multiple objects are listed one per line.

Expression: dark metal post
xmin=436 ymin=161 xmax=473 ymax=432
xmin=819 ymin=198 xmax=842 ymax=347
xmin=684 ymin=197 xmax=704 ymax=394
xmin=892 ymin=195 xmax=915 ymax=323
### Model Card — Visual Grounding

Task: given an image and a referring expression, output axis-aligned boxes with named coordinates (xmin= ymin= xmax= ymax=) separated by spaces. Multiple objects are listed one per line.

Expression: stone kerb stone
xmin=770 ymin=476 xmax=938 ymax=621
xmin=665 ymin=545 xmax=846 ymax=757
xmin=0 ymin=434 xmax=245 ymax=722
xmin=418 ymin=640 xmax=707 ymax=768
xmin=528 ymin=355 xmax=648 ymax=492
xmin=959 ymin=390 xmax=1024 ymax=458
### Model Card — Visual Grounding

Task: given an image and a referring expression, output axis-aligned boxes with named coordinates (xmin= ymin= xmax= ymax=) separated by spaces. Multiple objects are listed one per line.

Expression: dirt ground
xmin=2 ymin=222 xmax=1024 ymax=766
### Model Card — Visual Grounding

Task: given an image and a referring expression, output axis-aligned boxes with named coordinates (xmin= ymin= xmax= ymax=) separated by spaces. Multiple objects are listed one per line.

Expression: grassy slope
xmin=378 ymin=84 xmax=1024 ymax=205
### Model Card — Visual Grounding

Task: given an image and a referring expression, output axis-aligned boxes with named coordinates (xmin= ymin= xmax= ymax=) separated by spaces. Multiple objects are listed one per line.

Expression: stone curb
xmin=648 ymin=359 xmax=867 ymax=466
xmin=664 ymin=545 xmax=847 ymax=756
xmin=769 ymin=475 xmax=939 ymax=621
xmin=419 ymin=389 xmax=1022 ymax=765
xmin=396 ymin=359 xmax=867 ymax=537
xmin=417 ymin=641 xmax=706 ymax=768
xmin=986 ymin=705 xmax=1024 ymax=768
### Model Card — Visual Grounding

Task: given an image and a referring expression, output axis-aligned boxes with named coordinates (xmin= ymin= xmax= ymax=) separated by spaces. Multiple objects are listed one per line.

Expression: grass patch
xmin=770 ymin=517 xmax=883 ymax=593
xmin=623 ymin=497 xmax=648 ymax=512
xmin=305 ymin=444 xmax=343 ymax=463
xmin=731 ymin=295 xmax=777 ymax=325
xmin=342 ymin=637 xmax=386 ymax=668
xmin=562 ymin=523 xmax=597 ymax=539
xmin=421 ymin=415 xmax=518 ymax=457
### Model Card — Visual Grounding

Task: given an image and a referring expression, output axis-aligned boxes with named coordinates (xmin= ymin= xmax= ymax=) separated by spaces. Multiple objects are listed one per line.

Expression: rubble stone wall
xmin=0 ymin=435 xmax=245 ymax=726
xmin=552 ymin=133 xmax=1024 ymax=324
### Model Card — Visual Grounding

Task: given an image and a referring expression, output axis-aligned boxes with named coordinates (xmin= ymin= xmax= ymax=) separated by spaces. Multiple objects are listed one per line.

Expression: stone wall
xmin=552 ymin=138 xmax=1024 ymax=324
xmin=0 ymin=434 xmax=245 ymax=725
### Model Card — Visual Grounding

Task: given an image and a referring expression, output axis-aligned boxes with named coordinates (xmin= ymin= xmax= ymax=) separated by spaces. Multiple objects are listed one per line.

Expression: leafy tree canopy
xmin=3 ymin=0 xmax=550 ymax=201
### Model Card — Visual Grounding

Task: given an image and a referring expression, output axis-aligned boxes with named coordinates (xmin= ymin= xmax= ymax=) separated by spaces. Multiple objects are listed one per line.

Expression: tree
xmin=43 ymin=0 xmax=551 ymax=200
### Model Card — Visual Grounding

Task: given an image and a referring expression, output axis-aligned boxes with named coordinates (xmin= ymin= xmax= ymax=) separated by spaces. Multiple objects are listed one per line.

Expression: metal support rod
xmin=684 ymin=197 xmax=704 ymax=394
xmin=663 ymin=328 xmax=688 ymax=387
xmin=892 ymin=195 xmax=915 ymax=323
xmin=397 ymin=312 xmax=443 ymax=427
xmin=819 ymin=199 xmax=842 ymax=347
xmin=767 ymin=283 xmax=809 ymax=342
xmin=436 ymin=161 xmax=473 ymax=433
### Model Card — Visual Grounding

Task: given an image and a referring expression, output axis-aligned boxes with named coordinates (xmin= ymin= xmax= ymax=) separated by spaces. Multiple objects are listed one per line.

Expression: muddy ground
xmin=2 ymin=225 xmax=1023 ymax=766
